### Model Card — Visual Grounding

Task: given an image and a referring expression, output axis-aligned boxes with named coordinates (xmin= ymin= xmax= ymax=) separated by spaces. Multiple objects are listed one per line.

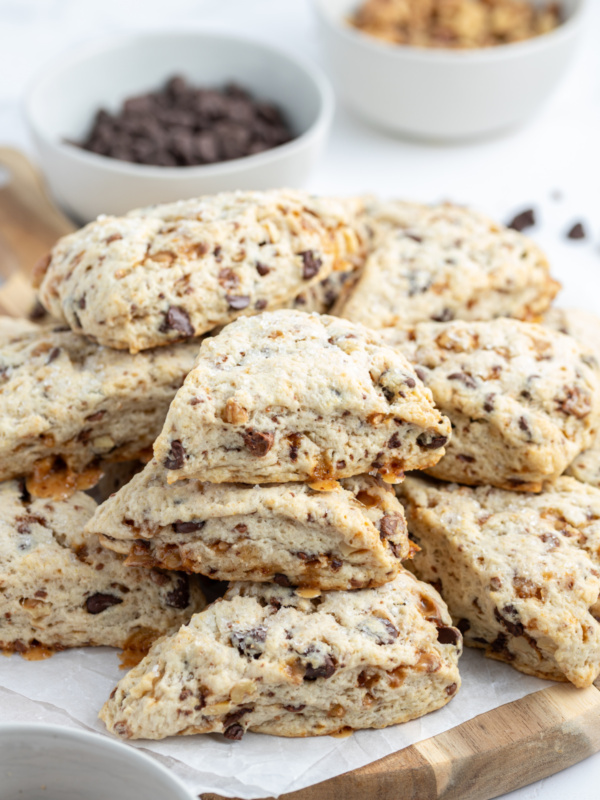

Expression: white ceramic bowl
xmin=312 ymin=0 xmax=586 ymax=141
xmin=0 ymin=723 xmax=192 ymax=800
xmin=25 ymin=31 xmax=334 ymax=223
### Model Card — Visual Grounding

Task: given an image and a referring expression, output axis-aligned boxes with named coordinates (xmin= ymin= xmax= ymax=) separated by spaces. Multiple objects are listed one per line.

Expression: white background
xmin=1 ymin=0 xmax=600 ymax=797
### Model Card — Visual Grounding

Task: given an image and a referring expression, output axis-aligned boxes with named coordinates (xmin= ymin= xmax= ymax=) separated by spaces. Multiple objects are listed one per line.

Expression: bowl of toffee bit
xmin=25 ymin=31 xmax=333 ymax=222
xmin=312 ymin=0 xmax=586 ymax=140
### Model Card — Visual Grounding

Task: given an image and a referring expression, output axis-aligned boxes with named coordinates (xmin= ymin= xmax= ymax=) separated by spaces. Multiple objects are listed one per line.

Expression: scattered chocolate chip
xmin=160 ymin=306 xmax=194 ymax=337
xmin=330 ymin=557 xmax=343 ymax=571
xmin=172 ymin=520 xmax=205 ymax=533
xmin=456 ymin=454 xmax=475 ymax=463
xmin=85 ymin=410 xmax=106 ymax=423
xmin=567 ymin=222 xmax=586 ymax=240
xmin=417 ymin=432 xmax=448 ymax=450
xmin=387 ymin=433 xmax=402 ymax=449
xmin=405 ymin=233 xmax=422 ymax=243
xmin=379 ymin=514 xmax=401 ymax=539
xmin=415 ymin=367 xmax=428 ymax=383
xmin=231 ymin=626 xmax=267 ymax=658
xmin=457 ymin=619 xmax=471 ymax=634
xmin=273 ymin=573 xmax=292 ymax=587
xmin=164 ymin=440 xmax=185 ymax=470
xmin=382 ymin=386 xmax=395 ymax=402
xmin=436 ymin=625 xmax=461 ymax=646
xmin=47 ymin=347 xmax=61 ymax=363
xmin=243 ymin=429 xmax=274 ymax=456
xmin=448 ymin=372 xmax=477 ymax=389
xmin=85 ymin=593 xmax=123 ymax=614
xmin=165 ymin=576 xmax=190 ymax=609
xmin=490 ymin=632 xmax=515 ymax=659
xmin=256 ymin=262 xmax=270 ymax=276
xmin=446 ymin=682 xmax=458 ymax=696
xmin=494 ymin=607 xmax=524 ymax=637
xmin=29 ymin=300 xmax=48 ymax=321
xmin=226 ymin=294 xmax=251 ymax=310
xmin=223 ymin=723 xmax=245 ymax=741
xmin=490 ymin=577 xmax=502 ymax=591
xmin=507 ymin=208 xmax=536 ymax=232
xmin=432 ymin=308 xmax=454 ymax=322
xmin=303 ymin=652 xmax=336 ymax=680
xmin=255 ymin=299 xmax=267 ymax=310
xmin=483 ymin=393 xmax=495 ymax=413
xmin=299 ymin=251 xmax=322 ymax=280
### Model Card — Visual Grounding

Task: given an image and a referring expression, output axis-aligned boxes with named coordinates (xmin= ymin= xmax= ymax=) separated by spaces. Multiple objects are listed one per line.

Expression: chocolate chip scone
xmin=154 ymin=311 xmax=451 ymax=484
xmin=0 ymin=315 xmax=39 ymax=345
xmin=386 ymin=318 xmax=600 ymax=491
xmin=336 ymin=201 xmax=559 ymax=330
xmin=34 ymin=191 xmax=363 ymax=353
xmin=99 ymin=569 xmax=462 ymax=740
xmin=543 ymin=308 xmax=600 ymax=488
xmin=0 ymin=480 xmax=205 ymax=656
xmin=86 ymin=460 xmax=411 ymax=590
xmin=0 ymin=324 xmax=198 ymax=485
xmin=398 ymin=475 xmax=600 ymax=687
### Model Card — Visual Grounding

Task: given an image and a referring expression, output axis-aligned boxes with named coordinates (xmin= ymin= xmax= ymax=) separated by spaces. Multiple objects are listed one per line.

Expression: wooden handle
xmin=201 ymin=684 xmax=600 ymax=800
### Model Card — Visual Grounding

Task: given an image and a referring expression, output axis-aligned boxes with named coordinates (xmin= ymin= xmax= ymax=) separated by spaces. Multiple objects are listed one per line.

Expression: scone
xmin=291 ymin=265 xmax=360 ymax=314
xmin=0 ymin=324 xmax=198 ymax=486
xmin=99 ymin=570 xmax=462 ymax=740
xmin=398 ymin=475 xmax=600 ymax=687
xmin=0 ymin=315 xmax=40 ymax=344
xmin=153 ymin=310 xmax=451 ymax=485
xmin=543 ymin=307 xmax=600 ymax=487
xmin=386 ymin=319 xmax=600 ymax=491
xmin=34 ymin=191 xmax=364 ymax=352
xmin=336 ymin=201 xmax=559 ymax=330
xmin=86 ymin=460 xmax=412 ymax=590
xmin=0 ymin=480 xmax=205 ymax=656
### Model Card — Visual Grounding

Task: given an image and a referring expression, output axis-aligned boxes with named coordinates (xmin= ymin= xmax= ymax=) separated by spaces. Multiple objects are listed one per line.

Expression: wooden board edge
xmin=200 ymin=684 xmax=600 ymax=800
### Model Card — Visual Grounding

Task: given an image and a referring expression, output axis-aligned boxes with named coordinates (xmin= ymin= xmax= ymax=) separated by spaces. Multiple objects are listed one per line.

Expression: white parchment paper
xmin=0 ymin=646 xmax=547 ymax=798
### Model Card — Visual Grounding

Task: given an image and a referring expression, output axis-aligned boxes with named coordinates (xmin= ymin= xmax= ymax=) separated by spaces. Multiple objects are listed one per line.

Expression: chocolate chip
xmin=417 ymin=432 xmax=448 ymax=450
xmin=456 ymin=454 xmax=475 ymax=463
xmin=299 ymin=251 xmax=322 ymax=280
xmin=85 ymin=410 xmax=106 ymax=423
xmin=483 ymin=393 xmax=495 ymax=413
xmin=379 ymin=514 xmax=401 ymax=539
xmin=243 ymin=429 xmax=274 ymax=456
xmin=230 ymin=626 xmax=267 ymax=658
xmin=160 ymin=306 xmax=194 ymax=337
xmin=507 ymin=209 xmax=536 ymax=232
xmin=567 ymin=222 xmax=586 ymax=240
xmin=303 ymin=652 xmax=336 ymax=680
xmin=273 ymin=573 xmax=292 ymax=587
xmin=387 ymin=433 xmax=402 ymax=448
xmin=47 ymin=347 xmax=61 ymax=363
xmin=490 ymin=632 xmax=515 ymax=660
xmin=256 ymin=262 xmax=270 ymax=276
xmin=457 ymin=618 xmax=470 ymax=633
xmin=382 ymin=387 xmax=395 ymax=402
xmin=448 ymin=372 xmax=477 ymax=389
xmin=436 ymin=625 xmax=461 ymax=646
xmin=255 ymin=299 xmax=267 ymax=310
xmin=164 ymin=440 xmax=185 ymax=470
xmin=432 ymin=308 xmax=454 ymax=322
xmin=172 ymin=520 xmax=205 ymax=533
xmin=330 ymin=557 xmax=343 ymax=571
xmin=283 ymin=704 xmax=306 ymax=712
xmin=223 ymin=723 xmax=245 ymax=741
xmin=223 ymin=708 xmax=252 ymax=727
xmin=446 ymin=682 xmax=458 ymax=696
xmin=494 ymin=607 xmax=524 ymax=637
xmin=165 ymin=576 xmax=190 ymax=609
xmin=226 ymin=294 xmax=250 ymax=310
xmin=85 ymin=593 xmax=123 ymax=614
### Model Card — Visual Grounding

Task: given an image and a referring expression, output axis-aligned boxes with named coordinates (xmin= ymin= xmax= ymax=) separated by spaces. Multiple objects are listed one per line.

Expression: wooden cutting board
xmin=2 ymin=148 xmax=600 ymax=800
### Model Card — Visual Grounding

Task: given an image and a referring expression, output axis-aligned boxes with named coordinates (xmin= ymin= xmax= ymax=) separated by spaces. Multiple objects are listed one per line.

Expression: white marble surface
xmin=1 ymin=0 xmax=600 ymax=797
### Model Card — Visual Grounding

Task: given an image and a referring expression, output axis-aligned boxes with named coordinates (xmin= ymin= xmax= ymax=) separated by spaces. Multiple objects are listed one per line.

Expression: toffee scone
xmin=86 ymin=461 xmax=412 ymax=590
xmin=398 ymin=475 xmax=600 ymax=687
xmin=386 ymin=318 xmax=600 ymax=491
xmin=153 ymin=311 xmax=451 ymax=485
xmin=336 ymin=201 xmax=559 ymax=330
xmin=0 ymin=480 xmax=205 ymax=655
xmin=34 ymin=191 xmax=364 ymax=352
xmin=0 ymin=325 xmax=198 ymax=484
xmin=99 ymin=570 xmax=462 ymax=740
xmin=543 ymin=307 xmax=600 ymax=488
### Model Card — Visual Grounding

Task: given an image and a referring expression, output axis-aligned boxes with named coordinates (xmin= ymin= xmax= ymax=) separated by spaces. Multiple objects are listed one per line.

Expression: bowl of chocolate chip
xmin=25 ymin=31 xmax=333 ymax=222
xmin=312 ymin=0 xmax=586 ymax=140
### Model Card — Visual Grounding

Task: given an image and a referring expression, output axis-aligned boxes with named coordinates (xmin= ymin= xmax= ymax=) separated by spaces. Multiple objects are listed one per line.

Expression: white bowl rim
xmin=0 ymin=722 xmax=193 ymax=799
xmin=311 ymin=0 xmax=587 ymax=63
xmin=24 ymin=27 xmax=334 ymax=179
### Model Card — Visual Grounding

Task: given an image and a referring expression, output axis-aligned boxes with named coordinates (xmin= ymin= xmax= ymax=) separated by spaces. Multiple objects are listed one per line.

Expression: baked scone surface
xmin=99 ymin=569 xmax=462 ymax=740
xmin=0 ymin=480 xmax=205 ymax=654
xmin=153 ymin=310 xmax=451 ymax=484
xmin=386 ymin=318 xmax=600 ymax=491
xmin=35 ymin=191 xmax=363 ymax=352
xmin=0 ymin=324 xmax=197 ymax=482
xmin=87 ymin=461 xmax=411 ymax=590
xmin=398 ymin=475 xmax=600 ymax=687
xmin=337 ymin=201 xmax=558 ymax=330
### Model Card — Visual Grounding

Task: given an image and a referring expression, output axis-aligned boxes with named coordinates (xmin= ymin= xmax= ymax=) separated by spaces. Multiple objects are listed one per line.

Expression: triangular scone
xmin=0 ymin=324 xmax=197 ymax=486
xmin=386 ymin=319 xmax=600 ymax=491
xmin=398 ymin=476 xmax=600 ymax=687
xmin=543 ymin=307 xmax=600 ymax=488
xmin=34 ymin=191 xmax=364 ymax=352
xmin=153 ymin=311 xmax=451 ymax=485
xmin=86 ymin=460 xmax=411 ymax=590
xmin=0 ymin=480 xmax=205 ymax=656
xmin=99 ymin=570 xmax=462 ymax=740
xmin=336 ymin=201 xmax=558 ymax=330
